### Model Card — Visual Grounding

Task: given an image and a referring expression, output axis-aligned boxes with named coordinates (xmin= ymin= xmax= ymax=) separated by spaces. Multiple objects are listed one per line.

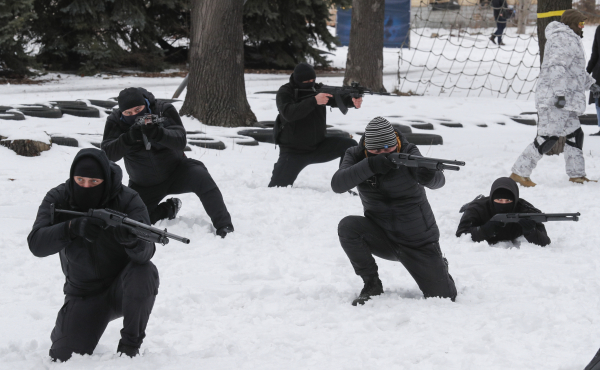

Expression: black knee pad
xmin=535 ymin=135 xmax=559 ymax=154
xmin=566 ymin=128 xmax=584 ymax=150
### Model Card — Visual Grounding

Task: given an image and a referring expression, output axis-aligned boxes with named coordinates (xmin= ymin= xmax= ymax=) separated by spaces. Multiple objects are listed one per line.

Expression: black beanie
xmin=293 ymin=63 xmax=316 ymax=85
xmin=118 ymin=88 xmax=146 ymax=112
xmin=73 ymin=157 xmax=105 ymax=179
xmin=364 ymin=117 xmax=398 ymax=150
xmin=492 ymin=188 xmax=514 ymax=202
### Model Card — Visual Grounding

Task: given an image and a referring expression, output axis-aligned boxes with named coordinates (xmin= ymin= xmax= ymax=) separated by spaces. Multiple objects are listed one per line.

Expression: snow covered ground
xmin=2 ymin=42 xmax=600 ymax=369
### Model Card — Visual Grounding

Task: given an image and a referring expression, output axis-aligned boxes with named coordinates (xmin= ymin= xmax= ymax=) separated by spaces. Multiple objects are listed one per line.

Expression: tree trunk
xmin=180 ymin=0 xmax=256 ymax=127
xmin=0 ymin=138 xmax=51 ymax=157
xmin=343 ymin=0 xmax=386 ymax=92
xmin=517 ymin=0 xmax=532 ymax=35
xmin=537 ymin=0 xmax=570 ymax=155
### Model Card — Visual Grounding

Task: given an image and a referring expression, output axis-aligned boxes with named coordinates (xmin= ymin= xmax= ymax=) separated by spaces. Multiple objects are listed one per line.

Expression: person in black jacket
xmin=587 ymin=25 xmax=600 ymax=136
xmin=27 ymin=148 xmax=159 ymax=361
xmin=101 ymin=87 xmax=234 ymax=238
xmin=268 ymin=63 xmax=361 ymax=187
xmin=331 ymin=117 xmax=457 ymax=306
xmin=490 ymin=0 xmax=508 ymax=46
xmin=456 ymin=177 xmax=551 ymax=246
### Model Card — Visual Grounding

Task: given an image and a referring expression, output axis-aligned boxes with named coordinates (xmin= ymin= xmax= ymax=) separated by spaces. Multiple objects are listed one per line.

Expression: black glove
xmin=69 ymin=217 xmax=106 ymax=242
xmin=480 ymin=221 xmax=503 ymax=238
xmin=113 ymin=225 xmax=138 ymax=247
xmin=591 ymin=84 xmax=600 ymax=99
xmin=416 ymin=167 xmax=436 ymax=184
xmin=517 ymin=219 xmax=537 ymax=235
xmin=368 ymin=154 xmax=398 ymax=175
xmin=216 ymin=225 xmax=234 ymax=239
xmin=123 ymin=124 xmax=143 ymax=145
xmin=554 ymin=96 xmax=566 ymax=109
xmin=141 ymin=123 xmax=164 ymax=141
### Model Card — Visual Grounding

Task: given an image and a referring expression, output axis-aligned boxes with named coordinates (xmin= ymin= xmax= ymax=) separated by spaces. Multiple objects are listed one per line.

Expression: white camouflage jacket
xmin=536 ymin=21 xmax=595 ymax=114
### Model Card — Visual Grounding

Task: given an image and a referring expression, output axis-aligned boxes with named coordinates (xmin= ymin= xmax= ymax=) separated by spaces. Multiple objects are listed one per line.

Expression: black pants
xmin=268 ymin=137 xmax=358 ymax=187
xmin=493 ymin=21 xmax=506 ymax=41
xmin=585 ymin=347 xmax=600 ymax=370
xmin=338 ymin=215 xmax=457 ymax=300
xmin=49 ymin=262 xmax=159 ymax=362
xmin=130 ymin=158 xmax=232 ymax=228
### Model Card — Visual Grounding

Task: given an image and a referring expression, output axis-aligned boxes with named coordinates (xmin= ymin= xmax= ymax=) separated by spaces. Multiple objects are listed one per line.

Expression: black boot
xmin=590 ymin=130 xmax=600 ymax=136
xmin=216 ymin=225 xmax=234 ymax=238
xmin=166 ymin=198 xmax=182 ymax=220
xmin=352 ymin=274 xmax=383 ymax=306
xmin=489 ymin=35 xmax=496 ymax=44
xmin=117 ymin=342 xmax=140 ymax=358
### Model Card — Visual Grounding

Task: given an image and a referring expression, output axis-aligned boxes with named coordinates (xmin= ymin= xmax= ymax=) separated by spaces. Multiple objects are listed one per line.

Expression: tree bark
xmin=0 ymin=138 xmax=51 ymax=157
xmin=537 ymin=0 xmax=571 ymax=155
xmin=180 ymin=0 xmax=256 ymax=127
xmin=343 ymin=0 xmax=386 ymax=92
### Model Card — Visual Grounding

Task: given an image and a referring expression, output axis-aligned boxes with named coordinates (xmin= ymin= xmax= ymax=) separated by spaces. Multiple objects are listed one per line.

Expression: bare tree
xmin=517 ymin=0 xmax=532 ymax=35
xmin=343 ymin=0 xmax=386 ymax=92
xmin=537 ymin=0 xmax=571 ymax=155
xmin=180 ymin=0 xmax=256 ymax=127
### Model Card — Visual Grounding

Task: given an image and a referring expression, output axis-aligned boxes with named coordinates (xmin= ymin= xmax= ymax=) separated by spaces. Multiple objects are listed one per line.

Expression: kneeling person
xmin=456 ymin=177 xmax=551 ymax=246
xmin=331 ymin=117 xmax=457 ymax=305
xmin=27 ymin=149 xmax=159 ymax=361
xmin=101 ymin=87 xmax=234 ymax=237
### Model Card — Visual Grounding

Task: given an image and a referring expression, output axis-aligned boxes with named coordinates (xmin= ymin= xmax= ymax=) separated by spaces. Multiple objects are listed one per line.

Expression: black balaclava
xmin=293 ymin=63 xmax=317 ymax=89
xmin=491 ymin=188 xmax=515 ymax=214
xmin=72 ymin=157 xmax=106 ymax=210
xmin=118 ymin=88 xmax=147 ymax=125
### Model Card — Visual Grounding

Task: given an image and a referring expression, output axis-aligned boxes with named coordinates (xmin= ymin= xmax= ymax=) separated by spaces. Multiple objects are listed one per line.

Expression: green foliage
xmin=0 ymin=0 xmax=36 ymax=75
xmin=243 ymin=0 xmax=351 ymax=69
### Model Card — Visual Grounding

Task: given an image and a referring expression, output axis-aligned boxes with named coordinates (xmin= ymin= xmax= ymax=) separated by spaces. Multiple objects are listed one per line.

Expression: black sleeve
xmin=101 ymin=119 xmax=131 ymax=162
xmin=588 ymin=29 xmax=600 ymax=74
xmin=456 ymin=206 xmax=488 ymax=243
xmin=120 ymin=192 xmax=156 ymax=263
xmin=331 ymin=148 xmax=374 ymax=193
xmin=156 ymin=106 xmax=186 ymax=151
xmin=276 ymin=87 xmax=319 ymax=122
xmin=406 ymin=144 xmax=445 ymax=189
xmin=27 ymin=188 xmax=72 ymax=257
xmin=523 ymin=223 xmax=551 ymax=247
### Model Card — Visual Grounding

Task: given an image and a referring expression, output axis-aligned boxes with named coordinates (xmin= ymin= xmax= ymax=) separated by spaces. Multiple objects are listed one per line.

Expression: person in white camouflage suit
xmin=510 ymin=9 xmax=600 ymax=187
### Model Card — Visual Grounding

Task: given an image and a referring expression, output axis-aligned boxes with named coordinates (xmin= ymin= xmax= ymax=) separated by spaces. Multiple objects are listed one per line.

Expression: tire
xmin=188 ymin=138 xmax=226 ymax=150
xmin=510 ymin=116 xmax=536 ymax=126
xmin=404 ymin=133 xmax=443 ymax=145
xmin=440 ymin=122 xmax=463 ymax=128
xmin=90 ymin=142 xmax=101 ymax=149
xmin=186 ymin=131 xmax=205 ymax=135
xmin=51 ymin=136 xmax=79 ymax=147
xmin=156 ymin=99 xmax=181 ymax=104
xmin=411 ymin=123 xmax=434 ymax=130
xmin=0 ymin=112 xmax=25 ymax=120
xmin=256 ymin=121 xmax=275 ymax=128
xmin=391 ymin=123 xmax=412 ymax=134
xmin=184 ymin=145 xmax=192 ymax=152
xmin=225 ymin=136 xmax=259 ymax=146
xmin=520 ymin=111 xmax=537 ymax=115
xmin=477 ymin=124 xmax=488 ymax=127
xmin=59 ymin=106 xmax=100 ymax=118
xmin=16 ymin=106 xmax=63 ymax=119
xmin=88 ymin=100 xmax=118 ymax=109
xmin=254 ymin=91 xmax=278 ymax=94
xmin=237 ymin=129 xmax=275 ymax=144
xmin=0 ymin=106 xmax=13 ymax=112
xmin=579 ymin=114 xmax=598 ymax=126
xmin=325 ymin=129 xmax=352 ymax=139
xmin=50 ymin=101 xmax=87 ymax=107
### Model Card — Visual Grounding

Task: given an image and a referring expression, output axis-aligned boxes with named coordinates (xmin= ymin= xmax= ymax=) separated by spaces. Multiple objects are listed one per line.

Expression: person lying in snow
xmin=101 ymin=87 xmax=234 ymax=238
xmin=27 ymin=149 xmax=158 ymax=361
xmin=331 ymin=117 xmax=457 ymax=306
xmin=456 ymin=177 xmax=551 ymax=247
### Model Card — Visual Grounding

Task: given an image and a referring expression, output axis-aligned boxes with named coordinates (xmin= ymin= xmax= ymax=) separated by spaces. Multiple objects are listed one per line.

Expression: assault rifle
xmin=388 ymin=153 xmax=466 ymax=171
xmin=296 ymin=82 xmax=390 ymax=115
xmin=490 ymin=212 xmax=580 ymax=224
xmin=50 ymin=204 xmax=190 ymax=245
xmin=134 ymin=114 xmax=167 ymax=150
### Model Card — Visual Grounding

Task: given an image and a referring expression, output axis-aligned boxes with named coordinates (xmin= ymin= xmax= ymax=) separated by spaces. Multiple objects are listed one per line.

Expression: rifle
xmin=134 ymin=114 xmax=167 ymax=150
xmin=296 ymin=82 xmax=390 ymax=115
xmin=388 ymin=153 xmax=466 ymax=171
xmin=490 ymin=212 xmax=580 ymax=223
xmin=50 ymin=204 xmax=190 ymax=245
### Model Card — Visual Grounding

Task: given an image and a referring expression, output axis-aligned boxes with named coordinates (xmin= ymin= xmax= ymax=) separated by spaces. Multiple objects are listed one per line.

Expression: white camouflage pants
xmin=511 ymin=107 xmax=586 ymax=178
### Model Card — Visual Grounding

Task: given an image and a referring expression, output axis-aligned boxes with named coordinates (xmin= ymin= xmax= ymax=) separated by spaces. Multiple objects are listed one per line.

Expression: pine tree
xmin=243 ymin=0 xmax=351 ymax=69
xmin=0 ymin=0 xmax=36 ymax=76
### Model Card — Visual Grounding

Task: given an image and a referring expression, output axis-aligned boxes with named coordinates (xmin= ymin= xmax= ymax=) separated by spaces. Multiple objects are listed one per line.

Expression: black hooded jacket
xmin=276 ymin=75 xmax=355 ymax=152
xmin=101 ymin=88 xmax=187 ymax=187
xmin=456 ymin=177 xmax=551 ymax=246
xmin=587 ymin=26 xmax=600 ymax=104
xmin=27 ymin=149 xmax=156 ymax=297
xmin=331 ymin=130 xmax=445 ymax=247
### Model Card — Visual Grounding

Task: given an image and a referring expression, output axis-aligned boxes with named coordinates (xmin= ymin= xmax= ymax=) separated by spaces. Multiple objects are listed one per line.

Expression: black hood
xmin=67 ymin=148 xmax=123 ymax=208
xmin=489 ymin=177 xmax=519 ymax=212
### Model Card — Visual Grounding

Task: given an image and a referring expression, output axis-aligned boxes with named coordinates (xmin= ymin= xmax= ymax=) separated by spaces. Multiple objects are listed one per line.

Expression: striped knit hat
xmin=364 ymin=117 xmax=397 ymax=150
